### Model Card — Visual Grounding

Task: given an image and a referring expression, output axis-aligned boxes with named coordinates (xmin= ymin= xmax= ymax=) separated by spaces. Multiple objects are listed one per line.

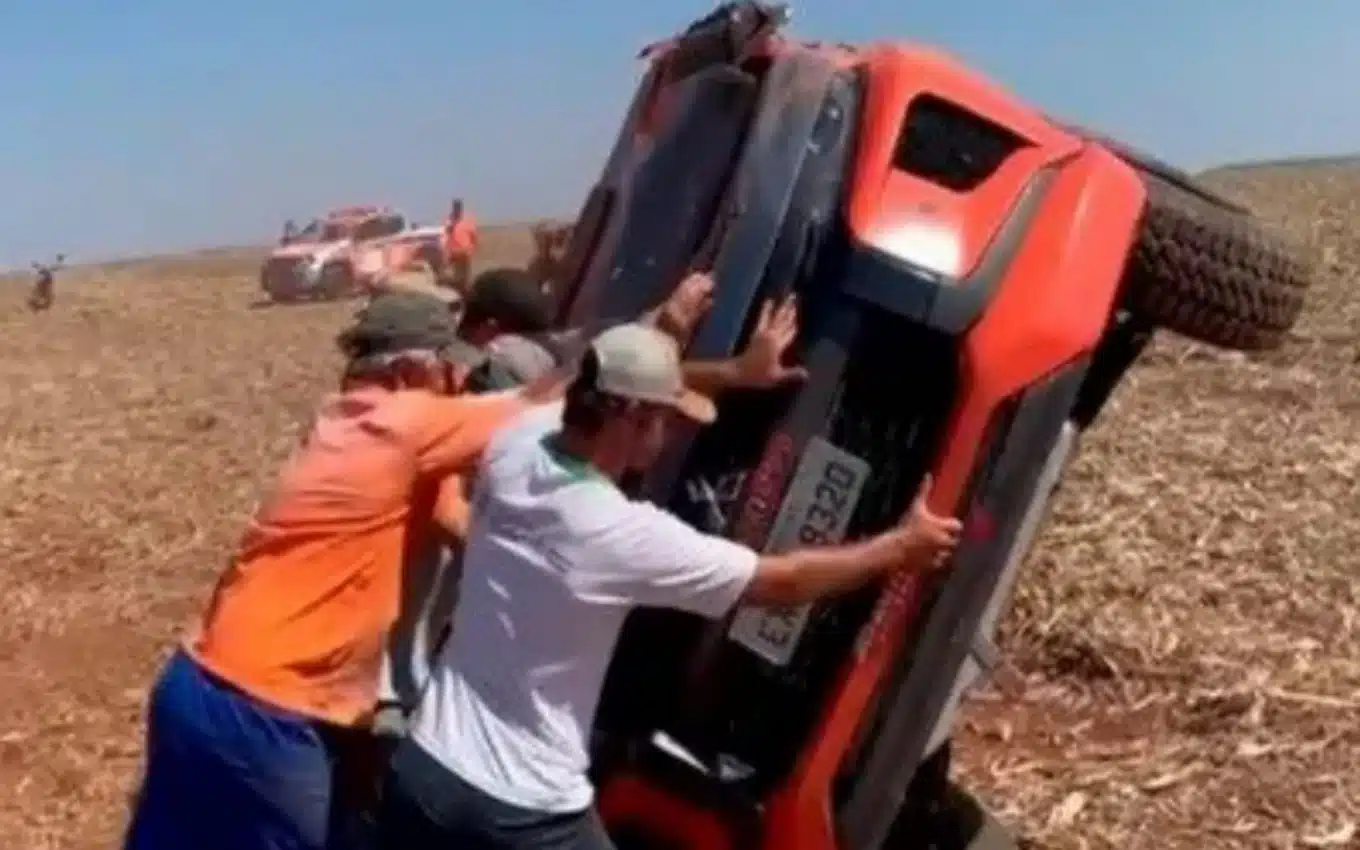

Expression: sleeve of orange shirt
xmin=441 ymin=220 xmax=457 ymax=259
xmin=460 ymin=214 xmax=478 ymax=251
xmin=406 ymin=392 xmax=530 ymax=479
xmin=442 ymin=216 xmax=477 ymax=258
xmin=432 ymin=474 xmax=473 ymax=539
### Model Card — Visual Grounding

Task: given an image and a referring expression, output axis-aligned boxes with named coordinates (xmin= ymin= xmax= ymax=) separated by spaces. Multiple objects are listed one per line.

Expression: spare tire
xmin=1119 ymin=172 xmax=1313 ymax=352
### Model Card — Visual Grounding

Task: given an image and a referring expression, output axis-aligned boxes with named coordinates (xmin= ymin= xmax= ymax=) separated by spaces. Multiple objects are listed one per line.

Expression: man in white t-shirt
xmin=374 ymin=324 xmax=963 ymax=850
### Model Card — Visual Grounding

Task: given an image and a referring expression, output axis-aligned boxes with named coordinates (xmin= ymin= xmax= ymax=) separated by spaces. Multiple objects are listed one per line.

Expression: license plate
xmin=727 ymin=436 xmax=871 ymax=666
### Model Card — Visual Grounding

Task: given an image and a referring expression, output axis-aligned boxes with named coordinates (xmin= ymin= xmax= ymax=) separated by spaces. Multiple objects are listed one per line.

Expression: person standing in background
xmin=441 ymin=198 xmax=479 ymax=295
xmin=28 ymin=254 xmax=65 ymax=311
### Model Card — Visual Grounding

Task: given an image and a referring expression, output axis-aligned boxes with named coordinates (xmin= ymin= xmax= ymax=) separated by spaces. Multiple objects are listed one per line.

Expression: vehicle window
xmin=353 ymin=217 xmax=385 ymax=241
xmin=354 ymin=215 xmax=405 ymax=242
xmin=893 ymin=94 xmax=1029 ymax=192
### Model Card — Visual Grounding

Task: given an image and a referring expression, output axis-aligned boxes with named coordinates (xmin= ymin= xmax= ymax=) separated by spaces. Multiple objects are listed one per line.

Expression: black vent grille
xmin=667 ymin=308 xmax=956 ymax=789
xmin=832 ymin=396 xmax=1018 ymax=802
xmin=894 ymin=94 xmax=1029 ymax=192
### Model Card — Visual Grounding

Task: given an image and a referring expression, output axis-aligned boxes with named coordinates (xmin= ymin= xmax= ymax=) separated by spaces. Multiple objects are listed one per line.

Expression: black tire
xmin=1120 ymin=174 xmax=1313 ymax=351
xmin=260 ymin=271 xmax=295 ymax=304
xmin=883 ymin=743 xmax=1019 ymax=850
xmin=316 ymin=262 xmax=355 ymax=300
xmin=1069 ymin=126 xmax=1313 ymax=351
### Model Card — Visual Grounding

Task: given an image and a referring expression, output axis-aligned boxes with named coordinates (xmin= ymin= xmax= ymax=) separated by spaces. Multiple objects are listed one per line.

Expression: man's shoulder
xmin=487 ymin=400 xmax=564 ymax=451
xmin=254 ymin=395 xmax=408 ymax=520
xmin=413 ymin=388 xmax=531 ymax=422
xmin=549 ymin=490 xmax=682 ymax=553
xmin=600 ymin=497 xmax=688 ymax=538
xmin=328 ymin=389 xmax=529 ymax=462
xmin=587 ymin=498 xmax=753 ymax=570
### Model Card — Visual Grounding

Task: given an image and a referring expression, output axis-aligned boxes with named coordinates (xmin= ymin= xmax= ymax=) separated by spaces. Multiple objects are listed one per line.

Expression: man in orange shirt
xmin=125 ymin=292 xmax=539 ymax=850
xmin=124 ymin=276 xmax=806 ymax=850
xmin=441 ymin=197 xmax=478 ymax=294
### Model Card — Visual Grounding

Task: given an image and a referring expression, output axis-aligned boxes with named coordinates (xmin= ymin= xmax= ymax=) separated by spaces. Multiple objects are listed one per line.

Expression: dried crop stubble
xmin=956 ymin=164 xmax=1359 ymax=850
xmin=0 ymin=228 xmax=532 ymax=849
xmin=0 ymin=184 xmax=1352 ymax=850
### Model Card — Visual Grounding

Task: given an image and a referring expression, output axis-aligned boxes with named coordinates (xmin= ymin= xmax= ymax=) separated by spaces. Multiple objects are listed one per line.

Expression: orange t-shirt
xmin=443 ymin=214 xmax=479 ymax=259
xmin=186 ymin=386 xmax=530 ymax=727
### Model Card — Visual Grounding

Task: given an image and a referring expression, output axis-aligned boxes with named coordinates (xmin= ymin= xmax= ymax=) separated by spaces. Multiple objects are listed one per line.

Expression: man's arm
xmin=743 ymin=480 xmax=961 ymax=607
xmin=431 ymin=474 xmax=473 ymax=539
xmin=652 ymin=273 xmax=806 ymax=394
xmin=533 ymin=271 xmax=715 ymax=363
xmin=680 ymin=359 xmax=757 ymax=396
xmin=408 ymin=392 xmax=531 ymax=478
xmin=604 ymin=479 xmax=961 ymax=618
xmin=680 ymin=294 xmax=807 ymax=395
xmin=746 ymin=534 xmax=929 ymax=607
xmin=542 ymin=275 xmax=806 ymax=396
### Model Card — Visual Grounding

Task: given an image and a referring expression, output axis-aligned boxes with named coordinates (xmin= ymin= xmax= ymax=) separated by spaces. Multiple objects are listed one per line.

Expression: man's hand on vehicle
xmin=886 ymin=476 xmax=963 ymax=570
xmin=744 ymin=475 xmax=963 ymax=608
xmin=651 ymin=271 xmax=716 ymax=343
xmin=732 ymin=294 xmax=809 ymax=389
xmin=676 ymin=290 xmax=809 ymax=396
xmin=551 ymin=272 xmax=807 ymax=400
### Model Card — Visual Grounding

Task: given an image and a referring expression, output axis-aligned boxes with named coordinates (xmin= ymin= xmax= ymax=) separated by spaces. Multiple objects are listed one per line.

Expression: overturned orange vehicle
xmin=260 ymin=206 xmax=446 ymax=302
xmin=551 ymin=5 xmax=1311 ymax=850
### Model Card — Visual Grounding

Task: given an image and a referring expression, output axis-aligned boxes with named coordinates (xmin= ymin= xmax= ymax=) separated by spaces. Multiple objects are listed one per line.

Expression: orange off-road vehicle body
xmin=261 ymin=207 xmax=445 ymax=301
xmin=551 ymin=6 xmax=1163 ymax=850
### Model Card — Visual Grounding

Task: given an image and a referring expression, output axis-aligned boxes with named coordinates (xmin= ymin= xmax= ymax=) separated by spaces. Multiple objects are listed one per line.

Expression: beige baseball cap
xmin=589 ymin=323 xmax=716 ymax=424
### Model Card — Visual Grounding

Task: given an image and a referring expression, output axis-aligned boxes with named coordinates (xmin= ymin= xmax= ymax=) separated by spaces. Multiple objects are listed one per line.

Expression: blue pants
xmin=375 ymin=739 xmax=616 ymax=849
xmin=124 ymin=650 xmax=349 ymax=850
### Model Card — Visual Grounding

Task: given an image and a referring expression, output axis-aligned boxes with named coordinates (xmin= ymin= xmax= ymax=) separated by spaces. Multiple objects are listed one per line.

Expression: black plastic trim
xmin=836 ymin=358 xmax=1091 ymax=850
xmin=841 ymin=158 xmax=1068 ymax=334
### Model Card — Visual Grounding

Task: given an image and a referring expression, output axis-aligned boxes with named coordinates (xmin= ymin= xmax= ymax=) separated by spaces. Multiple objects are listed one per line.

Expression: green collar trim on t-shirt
xmin=540 ymin=434 xmax=608 ymax=484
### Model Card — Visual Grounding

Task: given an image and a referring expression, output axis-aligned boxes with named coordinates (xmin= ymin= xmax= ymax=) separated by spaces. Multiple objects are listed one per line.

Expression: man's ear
xmin=386 ymin=357 xmax=420 ymax=389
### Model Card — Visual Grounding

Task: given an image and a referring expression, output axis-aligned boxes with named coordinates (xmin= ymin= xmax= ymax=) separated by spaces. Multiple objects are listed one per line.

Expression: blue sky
xmin=2 ymin=1 xmax=1357 ymax=266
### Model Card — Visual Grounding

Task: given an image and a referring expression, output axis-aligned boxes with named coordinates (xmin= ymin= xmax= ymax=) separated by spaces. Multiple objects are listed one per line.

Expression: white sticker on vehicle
xmin=727 ymin=436 xmax=871 ymax=667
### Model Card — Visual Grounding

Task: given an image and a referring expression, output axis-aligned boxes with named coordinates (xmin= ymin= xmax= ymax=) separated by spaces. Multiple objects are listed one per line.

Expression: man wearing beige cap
xmin=375 ymin=324 xmax=963 ymax=849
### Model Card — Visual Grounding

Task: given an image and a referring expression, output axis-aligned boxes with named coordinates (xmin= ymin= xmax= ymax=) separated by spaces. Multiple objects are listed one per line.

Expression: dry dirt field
xmin=0 ymin=165 xmax=1355 ymax=850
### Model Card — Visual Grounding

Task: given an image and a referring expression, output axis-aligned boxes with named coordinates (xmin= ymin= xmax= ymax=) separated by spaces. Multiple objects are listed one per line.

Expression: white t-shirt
xmin=409 ymin=402 xmax=759 ymax=813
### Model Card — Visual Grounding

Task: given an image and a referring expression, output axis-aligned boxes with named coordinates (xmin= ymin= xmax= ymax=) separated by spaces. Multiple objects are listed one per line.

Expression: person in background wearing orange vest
xmin=441 ymin=197 xmax=478 ymax=295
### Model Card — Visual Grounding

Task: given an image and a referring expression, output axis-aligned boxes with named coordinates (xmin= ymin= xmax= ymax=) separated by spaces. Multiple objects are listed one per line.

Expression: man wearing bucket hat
xmin=375 ymin=323 xmax=965 ymax=849
xmin=122 ymin=287 xmax=550 ymax=850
